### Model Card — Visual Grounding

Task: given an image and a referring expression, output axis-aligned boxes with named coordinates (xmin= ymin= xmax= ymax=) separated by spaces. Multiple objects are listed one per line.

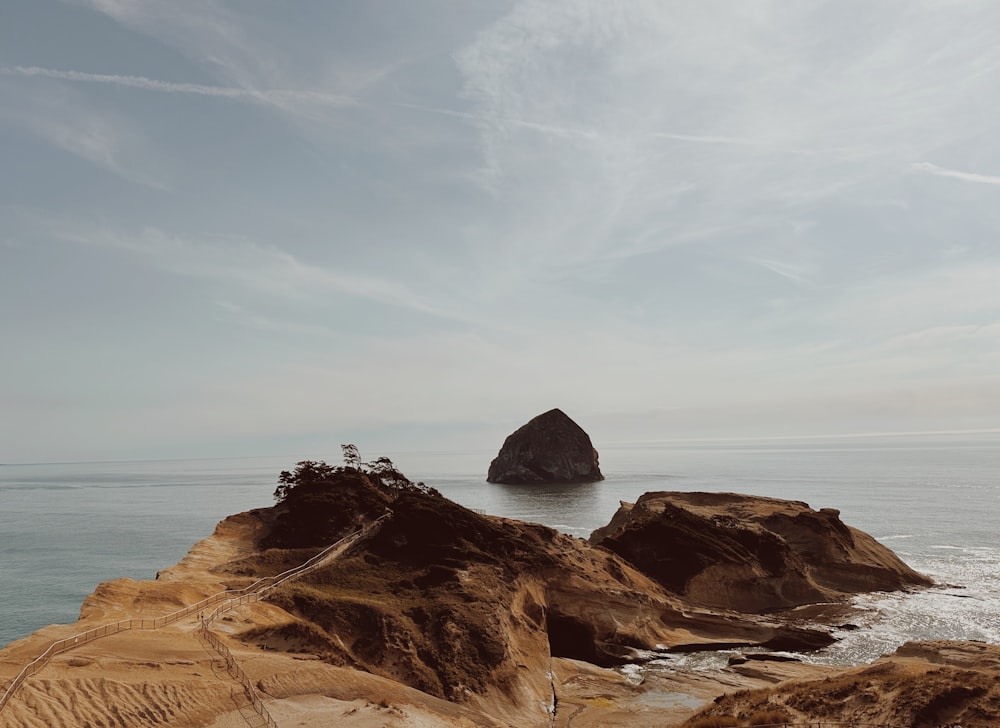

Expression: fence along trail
xmin=0 ymin=514 xmax=388 ymax=718
xmin=0 ymin=514 xmax=928 ymax=728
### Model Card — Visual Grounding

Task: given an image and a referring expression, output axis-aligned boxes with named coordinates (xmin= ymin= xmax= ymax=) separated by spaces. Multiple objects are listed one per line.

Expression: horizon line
xmin=5 ymin=426 xmax=1000 ymax=466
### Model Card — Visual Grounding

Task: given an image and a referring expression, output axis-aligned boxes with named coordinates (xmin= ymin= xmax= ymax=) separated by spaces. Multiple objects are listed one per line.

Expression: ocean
xmin=2 ymin=433 xmax=999 ymax=668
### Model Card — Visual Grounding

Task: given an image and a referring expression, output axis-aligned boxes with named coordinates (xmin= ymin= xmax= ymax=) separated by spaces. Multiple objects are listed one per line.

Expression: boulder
xmin=487 ymin=408 xmax=604 ymax=484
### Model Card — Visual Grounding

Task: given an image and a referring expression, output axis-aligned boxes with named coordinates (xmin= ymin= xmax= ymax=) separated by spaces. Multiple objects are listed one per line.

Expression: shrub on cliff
xmin=262 ymin=445 xmax=438 ymax=549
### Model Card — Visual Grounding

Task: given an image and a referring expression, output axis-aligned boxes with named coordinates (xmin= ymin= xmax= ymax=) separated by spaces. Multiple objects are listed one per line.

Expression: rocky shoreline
xmin=1 ymin=463 xmax=997 ymax=727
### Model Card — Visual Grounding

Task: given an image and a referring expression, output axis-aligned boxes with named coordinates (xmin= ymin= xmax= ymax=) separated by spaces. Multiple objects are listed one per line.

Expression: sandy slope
xmin=0 ymin=514 xmax=511 ymax=727
xmin=0 ymin=509 xmax=828 ymax=728
xmin=0 ymin=606 xmax=833 ymax=728
xmin=3 ymin=500 xmax=997 ymax=727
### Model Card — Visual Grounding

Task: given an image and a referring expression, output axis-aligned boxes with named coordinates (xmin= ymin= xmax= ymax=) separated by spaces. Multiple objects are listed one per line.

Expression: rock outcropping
xmin=590 ymin=491 xmax=933 ymax=613
xmin=687 ymin=640 xmax=1000 ymax=727
xmin=1 ymin=463 xmax=955 ymax=728
xmin=487 ymin=408 xmax=603 ymax=484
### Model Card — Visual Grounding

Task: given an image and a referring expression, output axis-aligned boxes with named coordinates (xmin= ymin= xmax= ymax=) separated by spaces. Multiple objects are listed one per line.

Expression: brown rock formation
xmin=685 ymin=640 xmax=1000 ymax=728
xmin=0 ymin=466 xmax=955 ymax=728
xmin=239 ymin=487 xmax=833 ymax=726
xmin=591 ymin=491 xmax=932 ymax=613
xmin=487 ymin=408 xmax=604 ymax=484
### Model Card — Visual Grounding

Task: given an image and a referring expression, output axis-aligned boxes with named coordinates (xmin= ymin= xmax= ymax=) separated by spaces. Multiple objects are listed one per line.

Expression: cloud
xmin=879 ymin=323 xmax=1000 ymax=352
xmin=393 ymin=100 xmax=601 ymax=142
xmin=70 ymin=0 xmax=376 ymax=122
xmin=910 ymin=161 xmax=1000 ymax=186
xmin=1 ymin=65 xmax=356 ymax=109
xmin=646 ymin=131 xmax=764 ymax=147
xmin=54 ymin=225 xmax=488 ymax=326
xmin=0 ymin=81 xmax=167 ymax=189
xmin=11 ymin=1 xmax=1000 ymax=460
xmin=748 ymin=258 xmax=812 ymax=285
xmin=212 ymin=300 xmax=350 ymax=340
xmin=451 ymin=0 xmax=1000 ymax=270
xmin=836 ymin=262 xmax=1000 ymax=331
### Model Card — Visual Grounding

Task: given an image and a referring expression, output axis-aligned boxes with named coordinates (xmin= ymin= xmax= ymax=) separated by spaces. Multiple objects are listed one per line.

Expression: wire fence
xmin=199 ymin=624 xmax=278 ymax=728
xmin=0 ymin=514 xmax=923 ymax=728
xmin=0 ymin=515 xmax=386 ymax=717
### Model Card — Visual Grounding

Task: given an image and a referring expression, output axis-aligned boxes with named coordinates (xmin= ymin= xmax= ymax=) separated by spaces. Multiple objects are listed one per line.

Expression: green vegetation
xmin=273 ymin=444 xmax=437 ymax=504
xmin=263 ymin=444 xmax=438 ymax=549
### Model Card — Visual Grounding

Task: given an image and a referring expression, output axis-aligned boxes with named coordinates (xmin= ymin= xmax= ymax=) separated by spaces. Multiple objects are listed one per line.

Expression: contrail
xmin=911 ymin=161 xmax=1000 ymax=186
xmin=2 ymin=65 xmax=354 ymax=107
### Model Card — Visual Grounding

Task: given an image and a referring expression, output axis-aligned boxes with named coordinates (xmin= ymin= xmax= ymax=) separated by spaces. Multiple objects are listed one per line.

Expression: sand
xmin=3 ymin=509 xmax=996 ymax=727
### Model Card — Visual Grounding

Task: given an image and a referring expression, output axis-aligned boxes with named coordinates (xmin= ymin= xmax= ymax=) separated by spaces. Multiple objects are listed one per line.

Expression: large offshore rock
xmin=487 ymin=408 xmax=604 ymax=484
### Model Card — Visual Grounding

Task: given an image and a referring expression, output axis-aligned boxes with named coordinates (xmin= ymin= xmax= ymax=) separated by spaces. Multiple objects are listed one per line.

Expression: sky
xmin=4 ymin=1 xmax=1000 ymax=463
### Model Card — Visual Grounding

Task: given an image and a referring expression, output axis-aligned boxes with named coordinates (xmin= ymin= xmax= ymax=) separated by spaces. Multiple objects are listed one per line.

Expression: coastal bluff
xmin=3 ymin=461 xmax=996 ymax=727
xmin=487 ymin=408 xmax=604 ymax=484
xmin=591 ymin=491 xmax=933 ymax=613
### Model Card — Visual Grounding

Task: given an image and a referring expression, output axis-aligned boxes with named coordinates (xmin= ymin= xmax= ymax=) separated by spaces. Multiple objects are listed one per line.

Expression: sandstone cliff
xmin=487 ymin=408 xmax=604 ymax=484
xmin=233 ymin=487 xmax=833 ymax=725
xmin=591 ymin=491 xmax=932 ymax=613
xmin=685 ymin=640 xmax=1000 ymax=728
xmin=2 ymin=466 xmax=980 ymax=728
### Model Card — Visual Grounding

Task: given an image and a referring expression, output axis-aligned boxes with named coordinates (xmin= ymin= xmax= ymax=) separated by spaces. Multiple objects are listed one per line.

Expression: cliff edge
xmin=591 ymin=491 xmax=932 ymax=613
xmin=1 ymin=463 xmax=973 ymax=728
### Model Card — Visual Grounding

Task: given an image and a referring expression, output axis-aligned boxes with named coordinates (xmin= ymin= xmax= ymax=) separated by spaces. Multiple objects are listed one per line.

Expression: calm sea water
xmin=2 ymin=434 xmax=999 ymax=667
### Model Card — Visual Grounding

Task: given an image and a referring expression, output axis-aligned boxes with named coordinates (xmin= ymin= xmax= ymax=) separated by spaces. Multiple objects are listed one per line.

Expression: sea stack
xmin=487 ymin=408 xmax=604 ymax=484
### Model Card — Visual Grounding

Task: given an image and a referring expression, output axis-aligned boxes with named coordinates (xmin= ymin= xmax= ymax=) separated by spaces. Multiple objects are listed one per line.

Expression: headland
xmin=1 ymin=457 xmax=996 ymax=727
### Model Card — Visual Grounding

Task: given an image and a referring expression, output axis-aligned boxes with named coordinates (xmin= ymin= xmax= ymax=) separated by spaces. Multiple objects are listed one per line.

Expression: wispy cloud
xmin=813 ymin=261 xmax=1000 ymax=377
xmin=879 ymin=323 xmax=1000 ymax=352
xmin=749 ymin=258 xmax=811 ymax=285
xmin=646 ymin=131 xmax=760 ymax=146
xmin=12 ymin=1 xmax=1000 ymax=460
xmin=393 ymin=101 xmax=601 ymax=142
xmin=54 ymin=225 xmax=489 ymax=326
xmin=911 ymin=161 xmax=1000 ymax=186
xmin=451 ymin=0 xmax=1000 ymax=270
xmin=398 ymin=100 xmax=777 ymax=151
xmin=74 ymin=0 xmax=391 ymax=124
xmin=212 ymin=299 xmax=350 ymax=340
xmin=0 ymin=84 xmax=167 ymax=189
xmin=1 ymin=65 xmax=356 ymax=109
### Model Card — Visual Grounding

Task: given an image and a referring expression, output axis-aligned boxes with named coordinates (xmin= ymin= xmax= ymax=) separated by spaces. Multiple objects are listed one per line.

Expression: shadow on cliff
xmin=591 ymin=491 xmax=932 ymax=613
xmin=218 ymin=456 xmax=875 ymax=719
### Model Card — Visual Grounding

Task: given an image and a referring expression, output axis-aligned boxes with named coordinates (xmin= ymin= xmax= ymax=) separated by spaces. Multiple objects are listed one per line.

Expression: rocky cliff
xmin=2 ymin=467 xmax=976 ymax=728
xmin=233 ymin=486 xmax=835 ymax=725
xmin=487 ymin=408 xmax=604 ymax=484
xmin=591 ymin=491 xmax=932 ymax=613
xmin=685 ymin=640 xmax=1000 ymax=728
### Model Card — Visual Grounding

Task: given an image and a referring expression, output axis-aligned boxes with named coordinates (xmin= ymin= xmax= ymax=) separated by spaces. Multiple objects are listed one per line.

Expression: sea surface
xmin=2 ymin=433 xmax=999 ymax=669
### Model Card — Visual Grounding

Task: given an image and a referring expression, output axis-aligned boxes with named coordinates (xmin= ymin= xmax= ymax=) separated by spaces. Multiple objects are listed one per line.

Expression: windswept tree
xmin=273 ymin=460 xmax=336 ymax=502
xmin=341 ymin=444 xmax=362 ymax=469
xmin=273 ymin=445 xmax=436 ymax=505
xmin=265 ymin=445 xmax=438 ymax=548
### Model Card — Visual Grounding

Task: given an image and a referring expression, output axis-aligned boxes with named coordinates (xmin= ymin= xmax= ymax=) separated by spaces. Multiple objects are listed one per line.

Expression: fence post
xmin=0 ymin=517 xmax=384 ymax=719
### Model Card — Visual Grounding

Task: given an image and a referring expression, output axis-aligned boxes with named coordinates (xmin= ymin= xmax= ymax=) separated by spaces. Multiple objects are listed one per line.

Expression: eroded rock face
xmin=590 ymin=491 xmax=933 ymax=613
xmin=689 ymin=640 xmax=1000 ymax=727
xmin=487 ymin=408 xmax=604 ymax=484
xmin=7 ymin=473 xmax=943 ymax=728
xmin=242 ymin=485 xmax=840 ymax=724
